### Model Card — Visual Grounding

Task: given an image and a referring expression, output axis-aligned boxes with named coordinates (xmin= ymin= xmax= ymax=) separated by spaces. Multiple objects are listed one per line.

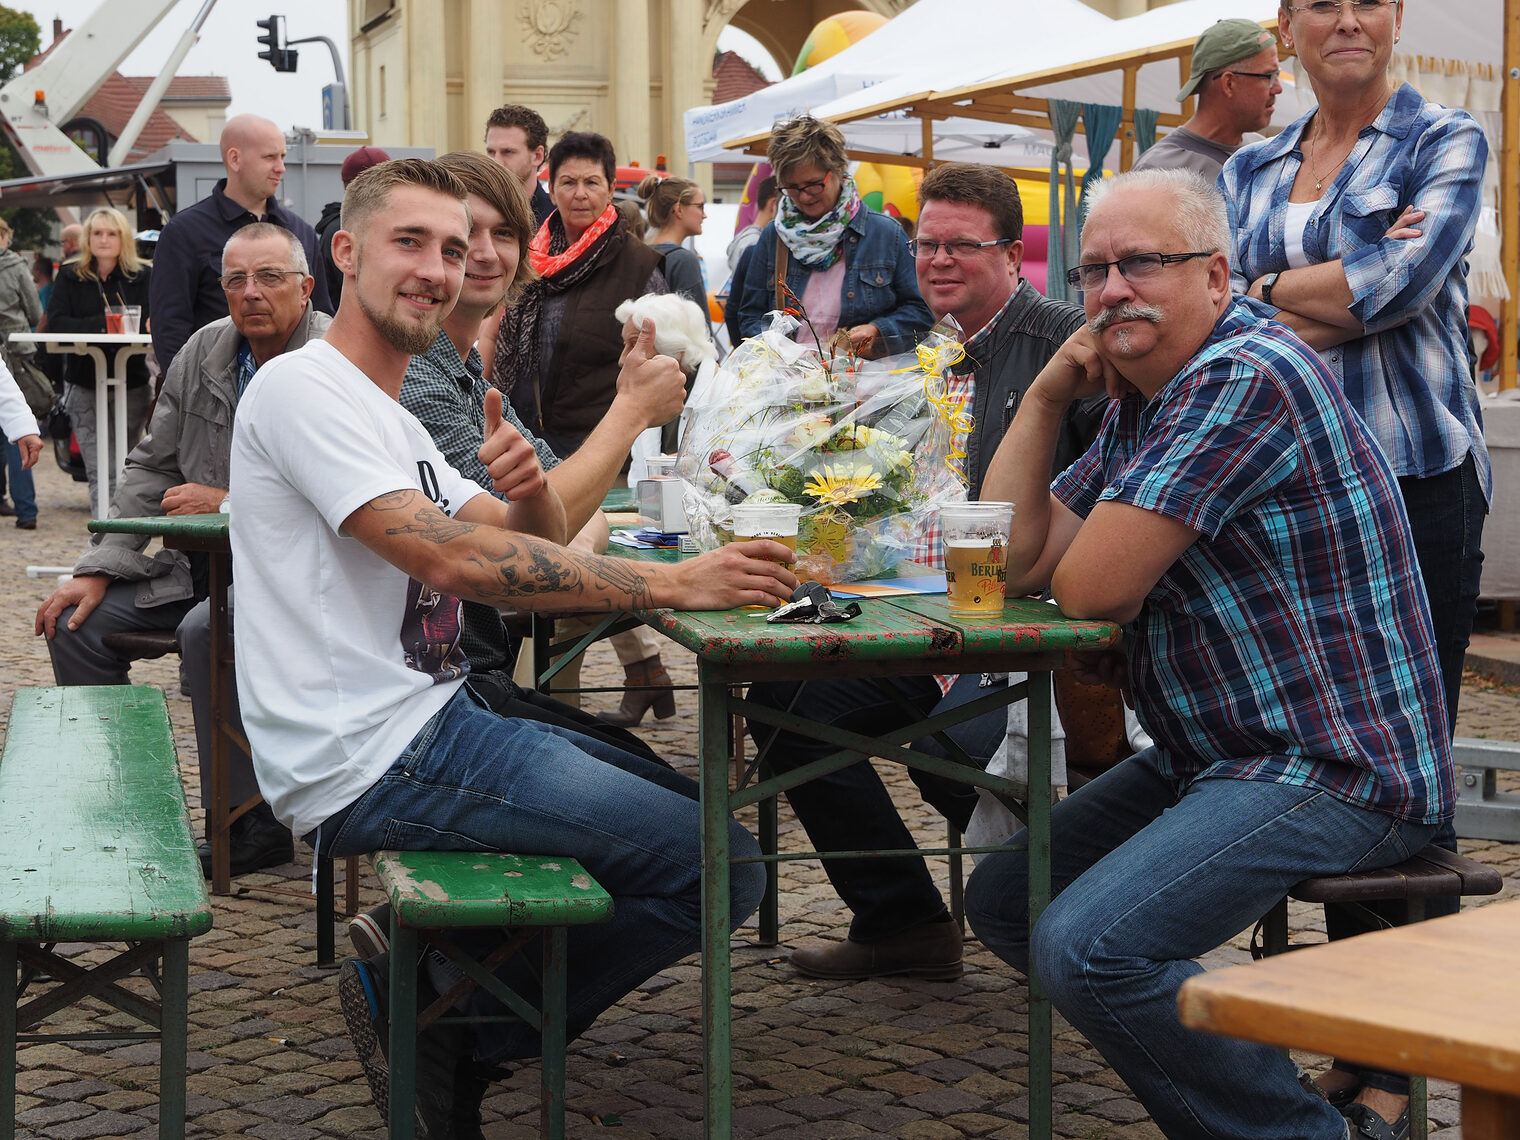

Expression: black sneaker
xmin=338 ymin=953 xmax=470 ymax=1140
xmin=198 ymin=802 xmax=295 ymax=877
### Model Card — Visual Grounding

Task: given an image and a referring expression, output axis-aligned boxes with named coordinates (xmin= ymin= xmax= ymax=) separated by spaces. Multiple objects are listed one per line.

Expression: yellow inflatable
xmin=791 ymin=10 xmax=888 ymax=76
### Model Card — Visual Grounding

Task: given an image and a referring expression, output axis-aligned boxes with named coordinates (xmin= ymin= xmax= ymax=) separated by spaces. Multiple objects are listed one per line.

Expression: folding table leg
xmin=541 ymin=928 xmax=568 ymax=1140
xmin=158 ymin=940 xmax=189 ymax=1140
xmin=1 ymin=940 xmax=16 ymax=1140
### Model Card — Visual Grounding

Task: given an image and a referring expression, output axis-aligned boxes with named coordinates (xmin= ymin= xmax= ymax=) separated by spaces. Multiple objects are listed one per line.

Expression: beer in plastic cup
xmin=940 ymin=501 xmax=1015 ymax=616
xmin=730 ymin=502 xmax=801 ymax=556
xmin=104 ymin=305 xmax=125 ymax=334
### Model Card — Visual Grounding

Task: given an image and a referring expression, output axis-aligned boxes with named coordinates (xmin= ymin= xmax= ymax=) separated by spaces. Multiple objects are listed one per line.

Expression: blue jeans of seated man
xmin=747 ymin=671 xmax=1008 ymax=942
xmin=323 ymin=686 xmax=767 ymax=1066
xmin=965 ymin=748 xmax=1438 ymax=1140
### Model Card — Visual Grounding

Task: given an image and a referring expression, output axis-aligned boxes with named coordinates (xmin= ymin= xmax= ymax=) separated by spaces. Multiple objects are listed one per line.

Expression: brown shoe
xmin=789 ymin=918 xmax=963 ymax=980
xmin=596 ymin=654 xmax=676 ymax=727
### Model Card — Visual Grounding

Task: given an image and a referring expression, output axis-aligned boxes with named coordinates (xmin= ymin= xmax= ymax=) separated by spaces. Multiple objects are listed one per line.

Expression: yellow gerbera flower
xmin=803 ymin=465 xmax=884 ymax=506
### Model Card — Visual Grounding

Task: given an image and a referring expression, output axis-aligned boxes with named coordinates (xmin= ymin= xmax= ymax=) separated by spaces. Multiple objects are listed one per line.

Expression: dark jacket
xmin=530 ymin=182 xmax=555 ymax=229
xmin=314 ymin=200 xmax=344 ymax=306
xmin=960 ymin=281 xmax=1106 ymax=498
xmin=148 ymin=178 xmax=333 ymax=375
xmin=510 ymin=228 xmax=664 ymax=452
xmin=46 ymin=262 xmax=153 ymax=388
xmin=736 ymin=207 xmax=932 ymax=345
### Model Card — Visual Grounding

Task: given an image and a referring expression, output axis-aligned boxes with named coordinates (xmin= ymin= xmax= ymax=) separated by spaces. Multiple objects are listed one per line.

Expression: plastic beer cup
xmin=940 ymin=501 xmax=1015 ymax=616
xmin=729 ymin=502 xmax=801 ymax=557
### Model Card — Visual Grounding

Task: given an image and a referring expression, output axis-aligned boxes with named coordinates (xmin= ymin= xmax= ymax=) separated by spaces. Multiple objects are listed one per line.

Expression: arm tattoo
xmin=370 ymin=493 xmax=477 ymax=545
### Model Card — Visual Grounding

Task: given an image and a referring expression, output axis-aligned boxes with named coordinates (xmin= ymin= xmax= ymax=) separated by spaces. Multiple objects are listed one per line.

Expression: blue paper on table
xmin=610 ymin=528 xmax=683 ymax=549
xmin=830 ymin=574 xmax=947 ymax=599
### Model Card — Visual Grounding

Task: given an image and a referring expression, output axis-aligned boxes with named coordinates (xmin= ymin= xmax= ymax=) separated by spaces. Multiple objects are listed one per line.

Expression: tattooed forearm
xmin=474 ymin=534 xmax=657 ymax=612
xmin=379 ymin=502 xmax=478 ymax=545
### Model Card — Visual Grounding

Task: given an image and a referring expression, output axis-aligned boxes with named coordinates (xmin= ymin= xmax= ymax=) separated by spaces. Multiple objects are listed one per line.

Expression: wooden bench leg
xmin=1 ymin=940 xmax=16 ymax=1140
xmin=158 ymin=939 xmax=190 ymax=1140
xmin=541 ymin=927 xmax=568 ymax=1140
xmin=388 ymin=922 xmax=420 ymax=1140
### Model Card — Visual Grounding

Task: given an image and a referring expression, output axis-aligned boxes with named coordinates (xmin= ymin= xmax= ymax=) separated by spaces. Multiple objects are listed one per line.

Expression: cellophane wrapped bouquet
xmin=677 ymin=310 xmax=971 ymax=584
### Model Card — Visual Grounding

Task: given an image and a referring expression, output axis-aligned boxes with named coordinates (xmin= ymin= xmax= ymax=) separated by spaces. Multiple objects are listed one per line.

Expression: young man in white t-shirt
xmin=230 ymin=158 xmax=796 ymax=1136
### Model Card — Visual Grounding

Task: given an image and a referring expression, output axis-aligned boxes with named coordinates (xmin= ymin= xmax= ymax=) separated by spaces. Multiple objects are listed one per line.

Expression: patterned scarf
xmin=492 ymin=204 xmax=622 ymax=403
xmin=775 ymin=174 xmax=862 ymax=270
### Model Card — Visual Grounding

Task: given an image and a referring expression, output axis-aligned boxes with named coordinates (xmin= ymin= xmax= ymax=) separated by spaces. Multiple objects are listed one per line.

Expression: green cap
xmin=1177 ymin=19 xmax=1275 ymax=102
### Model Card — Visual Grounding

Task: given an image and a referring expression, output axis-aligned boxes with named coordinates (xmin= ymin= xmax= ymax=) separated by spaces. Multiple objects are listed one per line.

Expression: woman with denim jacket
xmin=735 ymin=116 xmax=931 ymax=356
xmin=1222 ymin=4 xmax=1489 ymax=1136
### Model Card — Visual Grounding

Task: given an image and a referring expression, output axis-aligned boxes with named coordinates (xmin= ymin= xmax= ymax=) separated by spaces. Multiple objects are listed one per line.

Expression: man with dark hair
xmin=149 ymin=115 xmax=333 ymax=375
xmin=36 ymin=222 xmax=328 ymax=876
xmin=747 ymin=162 xmax=1106 ymax=981
xmin=230 ymin=157 xmax=789 ymax=1135
xmin=315 ymin=145 xmax=391 ymax=305
xmin=1131 ymin=18 xmax=1282 ymax=182
xmin=484 ymin=103 xmax=553 ymax=226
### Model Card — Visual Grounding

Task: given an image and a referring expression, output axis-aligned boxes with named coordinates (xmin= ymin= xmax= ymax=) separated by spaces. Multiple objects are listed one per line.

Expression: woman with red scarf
xmin=492 ymin=131 xmax=676 ymax=726
xmin=493 ymin=131 xmax=666 ymax=459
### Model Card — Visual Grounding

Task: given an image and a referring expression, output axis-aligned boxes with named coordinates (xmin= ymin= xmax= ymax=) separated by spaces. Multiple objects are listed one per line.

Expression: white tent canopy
xmin=683 ymin=0 xmax=1112 ymax=164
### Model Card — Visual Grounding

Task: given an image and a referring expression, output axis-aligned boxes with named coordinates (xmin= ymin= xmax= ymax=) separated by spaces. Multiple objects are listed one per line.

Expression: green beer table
xmin=532 ymin=559 xmax=1121 ymax=1139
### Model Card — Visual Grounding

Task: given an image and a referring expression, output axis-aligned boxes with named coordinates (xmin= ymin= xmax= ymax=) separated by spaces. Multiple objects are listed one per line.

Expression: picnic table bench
xmin=0 ymin=685 xmax=213 ymax=1140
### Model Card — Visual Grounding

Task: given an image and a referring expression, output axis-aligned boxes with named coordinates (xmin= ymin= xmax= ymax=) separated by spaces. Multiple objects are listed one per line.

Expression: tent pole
xmin=1503 ymin=0 xmax=1519 ymax=390
xmin=922 ymin=115 xmax=935 ymax=168
xmin=1120 ymin=66 xmax=1137 ymax=171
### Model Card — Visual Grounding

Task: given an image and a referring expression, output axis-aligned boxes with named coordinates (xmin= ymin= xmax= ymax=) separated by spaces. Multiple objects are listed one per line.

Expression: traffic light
xmin=256 ymin=15 xmax=298 ymax=73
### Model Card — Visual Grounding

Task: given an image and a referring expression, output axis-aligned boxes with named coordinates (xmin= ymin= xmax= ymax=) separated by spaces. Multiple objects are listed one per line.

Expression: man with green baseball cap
xmin=1132 ymin=18 xmax=1282 ymax=182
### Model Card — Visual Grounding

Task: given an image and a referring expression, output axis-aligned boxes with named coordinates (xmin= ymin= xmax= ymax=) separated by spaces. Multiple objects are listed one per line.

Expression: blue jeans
xmin=323 ymin=687 xmax=765 ymax=1065
xmin=747 ymin=672 xmax=1008 ymax=941
xmin=966 ymin=749 xmax=1437 ymax=1140
xmin=3 ymin=434 xmax=34 ymax=522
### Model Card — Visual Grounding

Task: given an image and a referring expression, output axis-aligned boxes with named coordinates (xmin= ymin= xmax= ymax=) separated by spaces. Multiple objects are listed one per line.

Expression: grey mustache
xmin=1089 ymin=303 xmax=1164 ymax=334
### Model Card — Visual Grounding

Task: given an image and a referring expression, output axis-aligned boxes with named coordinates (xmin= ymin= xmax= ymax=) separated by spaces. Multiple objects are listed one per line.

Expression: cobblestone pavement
xmin=4 ymin=458 xmax=1518 ymax=1139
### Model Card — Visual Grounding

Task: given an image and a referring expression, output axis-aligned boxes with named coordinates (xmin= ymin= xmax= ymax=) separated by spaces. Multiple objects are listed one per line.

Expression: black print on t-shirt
xmin=398 ymin=458 xmax=468 ymax=682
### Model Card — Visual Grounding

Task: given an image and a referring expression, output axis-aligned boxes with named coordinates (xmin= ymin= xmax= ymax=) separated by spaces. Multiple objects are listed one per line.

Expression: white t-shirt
xmin=229 ymin=339 xmax=488 ymax=839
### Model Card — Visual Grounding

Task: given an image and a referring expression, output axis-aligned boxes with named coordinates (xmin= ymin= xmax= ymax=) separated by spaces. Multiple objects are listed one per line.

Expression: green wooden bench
xmin=371 ymin=850 xmax=615 ymax=1140
xmin=0 ymin=686 xmax=213 ymax=1140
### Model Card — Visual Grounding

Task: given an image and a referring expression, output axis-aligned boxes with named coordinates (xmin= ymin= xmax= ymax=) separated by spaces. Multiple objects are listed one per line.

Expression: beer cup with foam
xmin=940 ymin=501 xmax=1014 ymax=616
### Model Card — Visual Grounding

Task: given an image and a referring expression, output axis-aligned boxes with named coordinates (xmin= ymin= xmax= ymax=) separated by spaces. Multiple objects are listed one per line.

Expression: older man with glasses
xmin=36 ymin=222 xmax=330 ymax=878
xmin=1131 ymin=18 xmax=1284 ymax=183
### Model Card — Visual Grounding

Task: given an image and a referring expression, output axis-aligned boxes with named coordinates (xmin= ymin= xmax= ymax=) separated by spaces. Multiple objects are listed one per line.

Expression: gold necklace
xmin=1307 ymin=129 xmax=1356 ymax=194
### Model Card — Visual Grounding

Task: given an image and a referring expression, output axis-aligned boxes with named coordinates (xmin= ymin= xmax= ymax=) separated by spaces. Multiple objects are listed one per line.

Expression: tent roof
xmin=683 ymin=0 xmax=1111 ymax=164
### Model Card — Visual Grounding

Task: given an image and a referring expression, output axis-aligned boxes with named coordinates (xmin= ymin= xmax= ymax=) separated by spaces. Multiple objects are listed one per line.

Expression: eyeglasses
xmin=1285 ymin=0 xmax=1398 ymax=22
xmin=1225 ymin=69 xmax=1281 ymax=83
xmin=779 ymin=176 xmax=830 ymax=199
xmin=907 ymin=237 xmax=1013 ymax=259
xmin=1065 ymin=250 xmax=1214 ymax=291
xmin=220 ymin=268 xmax=304 ymax=292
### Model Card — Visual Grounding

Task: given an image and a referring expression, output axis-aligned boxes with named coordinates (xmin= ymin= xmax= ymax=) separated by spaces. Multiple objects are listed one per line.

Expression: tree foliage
xmin=0 ymin=7 xmax=54 ymax=253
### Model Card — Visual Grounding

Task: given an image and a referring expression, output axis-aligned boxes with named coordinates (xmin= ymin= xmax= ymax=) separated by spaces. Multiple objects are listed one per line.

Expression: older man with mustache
xmin=964 ymin=167 xmax=1454 ymax=1140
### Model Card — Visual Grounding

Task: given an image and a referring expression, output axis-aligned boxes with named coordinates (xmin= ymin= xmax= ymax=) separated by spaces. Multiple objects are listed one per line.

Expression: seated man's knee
xmin=176 ymin=600 xmax=211 ymax=663
xmin=965 ymin=850 xmax=1032 ymax=972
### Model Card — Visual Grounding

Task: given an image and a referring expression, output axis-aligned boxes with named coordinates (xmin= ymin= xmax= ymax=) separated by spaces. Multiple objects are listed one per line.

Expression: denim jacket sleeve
xmin=841 ymin=211 xmax=932 ymax=344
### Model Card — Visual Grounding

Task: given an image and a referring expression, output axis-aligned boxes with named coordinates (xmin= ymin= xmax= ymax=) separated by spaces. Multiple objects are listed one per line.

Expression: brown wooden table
xmin=1178 ymin=898 xmax=1520 ymax=1139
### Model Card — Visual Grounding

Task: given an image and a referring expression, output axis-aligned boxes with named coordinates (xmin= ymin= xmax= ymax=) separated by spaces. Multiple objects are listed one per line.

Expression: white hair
xmin=1082 ymin=168 xmax=1231 ymax=265
xmin=613 ymin=292 xmax=718 ymax=374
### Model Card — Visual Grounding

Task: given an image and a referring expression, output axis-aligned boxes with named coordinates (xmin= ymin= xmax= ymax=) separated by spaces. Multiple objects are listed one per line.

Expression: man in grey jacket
xmin=35 ymin=223 xmax=329 ymax=875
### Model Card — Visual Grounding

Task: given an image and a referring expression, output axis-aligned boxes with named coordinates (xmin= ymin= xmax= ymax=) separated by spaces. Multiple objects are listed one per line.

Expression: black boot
xmin=198 ymin=801 xmax=295 ymax=877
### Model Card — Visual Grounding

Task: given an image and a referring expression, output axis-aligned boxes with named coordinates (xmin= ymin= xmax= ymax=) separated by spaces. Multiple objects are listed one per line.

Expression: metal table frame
xmin=11 ymin=331 xmax=152 ymax=518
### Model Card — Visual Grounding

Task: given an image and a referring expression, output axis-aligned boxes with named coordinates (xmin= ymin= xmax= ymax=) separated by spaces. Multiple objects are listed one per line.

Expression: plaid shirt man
xmin=400 ymin=330 xmax=560 ymax=673
xmin=1054 ymin=299 xmax=1453 ymax=824
xmin=1222 ymin=81 xmax=1492 ymax=504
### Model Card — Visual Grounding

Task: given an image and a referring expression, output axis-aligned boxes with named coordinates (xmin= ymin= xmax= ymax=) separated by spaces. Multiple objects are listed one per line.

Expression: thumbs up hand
xmin=479 ymin=387 xmax=547 ymax=502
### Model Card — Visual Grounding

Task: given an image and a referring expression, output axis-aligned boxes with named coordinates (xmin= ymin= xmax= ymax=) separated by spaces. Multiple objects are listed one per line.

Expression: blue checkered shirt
xmin=1053 ymin=300 xmax=1453 ymax=824
xmin=400 ymin=331 xmax=562 ymax=674
xmin=1222 ymin=82 xmax=1491 ymax=504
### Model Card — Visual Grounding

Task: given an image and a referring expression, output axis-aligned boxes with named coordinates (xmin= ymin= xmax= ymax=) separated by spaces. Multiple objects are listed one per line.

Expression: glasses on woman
xmin=779 ymin=177 xmax=830 ymax=199
xmin=1285 ymin=0 xmax=1398 ymax=22
xmin=1064 ymin=250 xmax=1213 ymax=291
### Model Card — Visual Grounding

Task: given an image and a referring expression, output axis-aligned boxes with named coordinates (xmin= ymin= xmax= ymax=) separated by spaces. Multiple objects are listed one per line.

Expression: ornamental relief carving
xmin=520 ymin=0 xmax=583 ymax=61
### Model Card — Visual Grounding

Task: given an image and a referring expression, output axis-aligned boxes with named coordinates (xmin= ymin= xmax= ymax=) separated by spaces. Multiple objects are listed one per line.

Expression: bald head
xmin=220 ymin=115 xmax=288 ymax=214
xmin=60 ymin=223 xmax=82 ymax=259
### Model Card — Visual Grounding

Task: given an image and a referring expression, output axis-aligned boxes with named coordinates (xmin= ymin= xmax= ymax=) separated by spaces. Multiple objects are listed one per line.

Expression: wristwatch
xmin=1260 ymin=271 xmax=1282 ymax=307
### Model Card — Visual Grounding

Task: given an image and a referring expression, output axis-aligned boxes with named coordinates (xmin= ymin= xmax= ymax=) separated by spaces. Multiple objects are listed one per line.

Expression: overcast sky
xmin=9 ymin=1 xmax=780 ymax=142
xmin=12 ymin=0 xmax=349 ymax=136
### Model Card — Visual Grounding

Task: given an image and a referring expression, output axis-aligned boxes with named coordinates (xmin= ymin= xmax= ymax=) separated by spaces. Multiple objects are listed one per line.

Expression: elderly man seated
xmin=35 ymin=223 xmax=329 ymax=876
xmin=964 ymin=168 xmax=1454 ymax=1140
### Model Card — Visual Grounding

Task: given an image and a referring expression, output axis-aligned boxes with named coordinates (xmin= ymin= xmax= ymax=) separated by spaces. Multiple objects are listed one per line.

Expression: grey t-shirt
xmin=1131 ymin=127 xmax=1255 ymax=184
